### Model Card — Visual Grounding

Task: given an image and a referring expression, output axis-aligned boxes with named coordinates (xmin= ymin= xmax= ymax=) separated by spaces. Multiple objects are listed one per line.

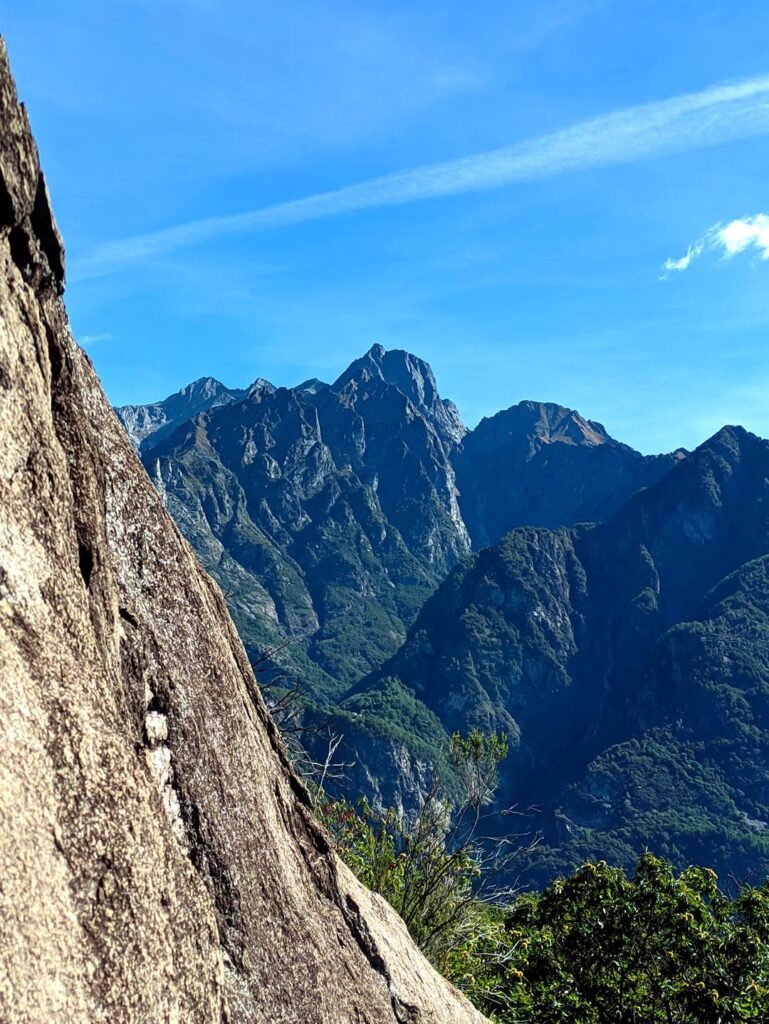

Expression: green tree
xmin=317 ymin=729 xmax=515 ymax=972
xmin=468 ymin=854 xmax=769 ymax=1023
xmin=315 ymin=733 xmax=769 ymax=1023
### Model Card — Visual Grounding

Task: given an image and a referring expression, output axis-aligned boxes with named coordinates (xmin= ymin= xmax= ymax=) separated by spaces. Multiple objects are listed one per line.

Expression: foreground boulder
xmin=0 ymin=38 xmax=485 ymax=1024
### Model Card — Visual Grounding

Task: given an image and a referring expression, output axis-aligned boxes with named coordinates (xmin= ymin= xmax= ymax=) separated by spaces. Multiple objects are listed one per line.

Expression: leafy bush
xmin=455 ymin=855 xmax=769 ymax=1023
xmin=318 ymin=775 xmax=769 ymax=1021
xmin=314 ymin=726 xmax=769 ymax=1023
xmin=317 ymin=729 xmax=512 ymax=971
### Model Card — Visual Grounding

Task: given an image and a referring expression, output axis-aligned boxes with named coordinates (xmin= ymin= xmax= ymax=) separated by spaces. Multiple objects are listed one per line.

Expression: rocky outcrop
xmin=332 ymin=343 xmax=467 ymax=448
xmin=116 ymin=376 xmax=246 ymax=452
xmin=0 ymin=38 xmax=485 ymax=1024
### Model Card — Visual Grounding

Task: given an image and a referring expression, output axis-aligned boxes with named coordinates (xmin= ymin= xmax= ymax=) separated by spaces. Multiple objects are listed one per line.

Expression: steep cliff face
xmin=0 ymin=39 xmax=485 ymax=1024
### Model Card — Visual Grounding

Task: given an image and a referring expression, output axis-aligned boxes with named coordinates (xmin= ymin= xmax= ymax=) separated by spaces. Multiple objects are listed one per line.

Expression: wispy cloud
xmin=511 ymin=0 xmax=610 ymax=50
xmin=79 ymin=332 xmax=113 ymax=346
xmin=74 ymin=73 xmax=769 ymax=282
xmin=662 ymin=214 xmax=769 ymax=276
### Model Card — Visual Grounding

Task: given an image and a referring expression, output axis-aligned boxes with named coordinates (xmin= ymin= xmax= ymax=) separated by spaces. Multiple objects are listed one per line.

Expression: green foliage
xmin=317 ymin=750 xmax=769 ymax=1023
xmin=527 ymin=725 xmax=769 ymax=888
xmin=459 ymin=855 xmax=769 ymax=1024
xmin=338 ymin=676 xmax=454 ymax=780
xmin=450 ymin=729 xmax=509 ymax=810
xmin=315 ymin=730 xmax=769 ymax=1023
xmin=317 ymin=729 xmax=511 ymax=972
xmin=317 ymin=792 xmax=481 ymax=970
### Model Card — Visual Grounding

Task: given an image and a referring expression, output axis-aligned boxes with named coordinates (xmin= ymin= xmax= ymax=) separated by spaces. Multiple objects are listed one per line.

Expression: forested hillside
xmin=118 ymin=351 xmax=769 ymax=883
xmin=347 ymin=426 xmax=769 ymax=881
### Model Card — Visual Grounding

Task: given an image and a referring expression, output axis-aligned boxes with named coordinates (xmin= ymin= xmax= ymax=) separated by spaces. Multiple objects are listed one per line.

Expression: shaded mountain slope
xmin=545 ymin=553 xmax=769 ymax=882
xmin=454 ymin=400 xmax=681 ymax=547
xmin=347 ymin=426 xmax=769 ymax=881
xmin=0 ymin=39 xmax=485 ymax=1024
xmin=143 ymin=345 xmax=471 ymax=698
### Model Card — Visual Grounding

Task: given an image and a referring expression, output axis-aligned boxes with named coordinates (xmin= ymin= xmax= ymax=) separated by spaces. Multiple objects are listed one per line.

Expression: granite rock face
xmin=0 ymin=38 xmax=485 ymax=1024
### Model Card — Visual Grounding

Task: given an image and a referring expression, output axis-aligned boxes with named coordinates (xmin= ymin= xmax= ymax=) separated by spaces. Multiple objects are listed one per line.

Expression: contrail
xmin=73 ymin=73 xmax=769 ymax=281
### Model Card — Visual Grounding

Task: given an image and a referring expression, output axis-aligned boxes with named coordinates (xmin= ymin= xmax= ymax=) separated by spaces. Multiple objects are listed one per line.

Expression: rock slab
xmin=0 ymin=37 xmax=485 ymax=1024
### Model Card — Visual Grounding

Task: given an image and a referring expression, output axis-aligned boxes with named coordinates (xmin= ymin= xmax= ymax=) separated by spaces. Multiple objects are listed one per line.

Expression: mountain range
xmin=116 ymin=345 xmax=769 ymax=884
xmin=121 ymin=345 xmax=471 ymax=699
xmin=117 ymin=344 xmax=674 ymax=695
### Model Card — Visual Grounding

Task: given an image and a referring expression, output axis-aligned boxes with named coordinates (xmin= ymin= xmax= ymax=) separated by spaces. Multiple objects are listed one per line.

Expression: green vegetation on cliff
xmin=324 ymin=782 xmax=769 ymax=1023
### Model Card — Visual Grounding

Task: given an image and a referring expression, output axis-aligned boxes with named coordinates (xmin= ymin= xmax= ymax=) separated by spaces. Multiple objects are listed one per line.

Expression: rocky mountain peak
xmin=295 ymin=376 xmax=329 ymax=396
xmin=331 ymin=345 xmax=467 ymax=446
xmin=702 ymin=423 xmax=754 ymax=456
xmin=178 ymin=376 xmax=230 ymax=400
xmin=116 ymin=376 xmax=246 ymax=452
xmin=476 ymin=400 xmax=616 ymax=452
xmin=454 ymin=400 xmax=677 ymax=547
xmin=643 ymin=424 xmax=765 ymax=499
xmin=245 ymin=376 xmax=276 ymax=400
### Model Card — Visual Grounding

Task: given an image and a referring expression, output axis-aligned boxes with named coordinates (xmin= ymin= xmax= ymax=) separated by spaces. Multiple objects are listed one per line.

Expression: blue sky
xmin=5 ymin=0 xmax=769 ymax=452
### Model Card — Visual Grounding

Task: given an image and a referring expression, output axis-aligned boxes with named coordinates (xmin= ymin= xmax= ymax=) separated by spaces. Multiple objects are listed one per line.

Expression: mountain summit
xmin=116 ymin=376 xmax=245 ymax=451
xmin=332 ymin=344 xmax=466 ymax=446
xmin=455 ymin=399 xmax=679 ymax=546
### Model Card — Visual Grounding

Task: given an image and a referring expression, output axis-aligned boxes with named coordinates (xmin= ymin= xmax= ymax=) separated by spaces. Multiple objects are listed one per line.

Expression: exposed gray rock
xmin=295 ymin=377 xmax=329 ymax=396
xmin=332 ymin=343 xmax=467 ymax=447
xmin=116 ymin=376 xmax=246 ymax=452
xmin=0 ymin=37 xmax=486 ymax=1024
